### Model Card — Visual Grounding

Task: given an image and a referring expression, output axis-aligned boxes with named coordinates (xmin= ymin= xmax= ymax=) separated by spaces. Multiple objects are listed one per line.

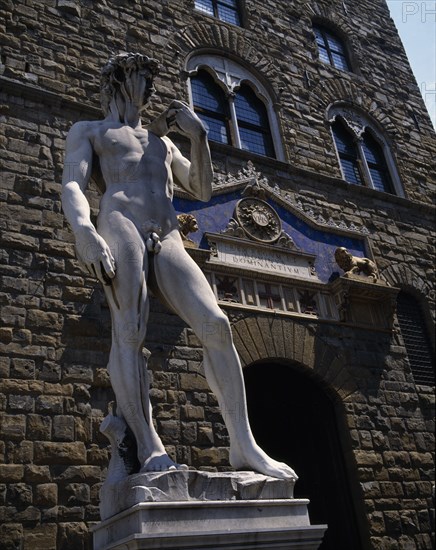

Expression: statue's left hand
xmin=166 ymin=100 xmax=207 ymax=140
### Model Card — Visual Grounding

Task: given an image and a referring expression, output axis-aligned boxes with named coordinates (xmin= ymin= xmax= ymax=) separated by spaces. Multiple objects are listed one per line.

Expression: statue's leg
xmin=98 ymin=213 xmax=185 ymax=472
xmin=153 ymin=232 xmax=297 ymax=480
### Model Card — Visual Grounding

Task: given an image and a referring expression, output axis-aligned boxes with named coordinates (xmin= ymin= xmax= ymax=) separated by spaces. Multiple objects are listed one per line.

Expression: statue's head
xmin=100 ymin=52 xmax=160 ymax=116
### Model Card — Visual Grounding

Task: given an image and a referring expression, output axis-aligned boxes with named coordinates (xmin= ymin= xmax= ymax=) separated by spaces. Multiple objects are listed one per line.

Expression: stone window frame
xmin=331 ymin=118 xmax=363 ymax=185
xmin=193 ymin=0 xmax=244 ymax=27
xmin=186 ymin=53 xmax=285 ymax=161
xmin=313 ymin=23 xmax=352 ymax=72
xmin=327 ymin=104 xmax=405 ymax=197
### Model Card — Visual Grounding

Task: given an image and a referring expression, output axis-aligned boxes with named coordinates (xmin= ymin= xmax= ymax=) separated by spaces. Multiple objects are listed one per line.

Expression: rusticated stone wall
xmin=1 ymin=0 xmax=435 ymax=549
xmin=1 ymin=0 xmax=434 ymax=202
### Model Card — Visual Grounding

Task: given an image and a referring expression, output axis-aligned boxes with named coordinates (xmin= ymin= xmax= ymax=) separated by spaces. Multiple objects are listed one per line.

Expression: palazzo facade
xmin=0 ymin=1 xmax=434 ymax=548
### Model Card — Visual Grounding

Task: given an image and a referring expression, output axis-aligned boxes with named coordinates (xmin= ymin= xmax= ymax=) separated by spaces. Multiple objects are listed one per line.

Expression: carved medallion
xmin=234 ymin=198 xmax=282 ymax=243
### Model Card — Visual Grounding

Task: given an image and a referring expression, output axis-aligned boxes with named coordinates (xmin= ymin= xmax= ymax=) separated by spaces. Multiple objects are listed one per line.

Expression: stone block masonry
xmin=0 ymin=0 xmax=435 ymax=548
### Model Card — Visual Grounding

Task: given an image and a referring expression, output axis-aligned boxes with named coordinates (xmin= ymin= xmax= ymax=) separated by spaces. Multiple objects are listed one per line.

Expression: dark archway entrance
xmin=244 ymin=362 xmax=363 ymax=550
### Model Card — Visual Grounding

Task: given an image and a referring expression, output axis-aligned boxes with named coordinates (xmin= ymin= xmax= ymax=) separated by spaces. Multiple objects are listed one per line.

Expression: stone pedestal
xmin=92 ymin=470 xmax=326 ymax=550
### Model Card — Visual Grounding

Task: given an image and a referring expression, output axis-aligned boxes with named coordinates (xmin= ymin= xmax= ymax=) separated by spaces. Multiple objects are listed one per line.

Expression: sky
xmin=386 ymin=0 xmax=436 ymax=128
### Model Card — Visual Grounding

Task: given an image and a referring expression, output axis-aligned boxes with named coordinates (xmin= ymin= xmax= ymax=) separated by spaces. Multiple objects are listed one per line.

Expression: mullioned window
xmin=187 ymin=54 xmax=284 ymax=160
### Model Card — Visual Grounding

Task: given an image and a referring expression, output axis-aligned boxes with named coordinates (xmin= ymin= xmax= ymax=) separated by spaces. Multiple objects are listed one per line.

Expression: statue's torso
xmin=89 ymin=121 xmax=178 ymax=236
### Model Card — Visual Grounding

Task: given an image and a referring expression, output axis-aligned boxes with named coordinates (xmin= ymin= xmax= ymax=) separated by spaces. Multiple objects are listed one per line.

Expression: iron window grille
xmin=396 ymin=292 xmax=434 ymax=387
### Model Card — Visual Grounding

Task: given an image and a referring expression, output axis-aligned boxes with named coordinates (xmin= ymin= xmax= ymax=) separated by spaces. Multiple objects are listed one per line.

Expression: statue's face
xmin=130 ymin=67 xmax=155 ymax=111
xmin=101 ymin=54 xmax=159 ymax=116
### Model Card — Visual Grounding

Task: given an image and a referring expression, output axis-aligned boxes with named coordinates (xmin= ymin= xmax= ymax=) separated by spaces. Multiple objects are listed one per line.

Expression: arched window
xmin=194 ymin=0 xmax=242 ymax=26
xmin=361 ymin=131 xmax=394 ymax=193
xmin=332 ymin=119 xmax=363 ymax=185
xmin=313 ymin=24 xmax=352 ymax=72
xmin=396 ymin=292 xmax=434 ymax=386
xmin=328 ymin=106 xmax=404 ymax=196
xmin=187 ymin=54 xmax=284 ymax=160
xmin=234 ymin=85 xmax=275 ymax=157
xmin=191 ymin=71 xmax=230 ymax=144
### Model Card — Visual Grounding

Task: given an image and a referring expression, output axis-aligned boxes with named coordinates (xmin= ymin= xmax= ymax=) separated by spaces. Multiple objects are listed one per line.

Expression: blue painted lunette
xmin=173 ymin=193 xmax=366 ymax=284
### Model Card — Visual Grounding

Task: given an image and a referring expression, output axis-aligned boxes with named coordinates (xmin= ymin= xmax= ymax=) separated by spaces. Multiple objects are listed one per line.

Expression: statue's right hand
xmin=74 ymin=226 xmax=116 ymax=285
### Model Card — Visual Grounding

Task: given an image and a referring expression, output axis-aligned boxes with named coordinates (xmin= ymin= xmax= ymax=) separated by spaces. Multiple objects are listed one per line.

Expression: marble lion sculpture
xmin=334 ymin=247 xmax=379 ymax=281
xmin=177 ymin=213 xmax=199 ymax=246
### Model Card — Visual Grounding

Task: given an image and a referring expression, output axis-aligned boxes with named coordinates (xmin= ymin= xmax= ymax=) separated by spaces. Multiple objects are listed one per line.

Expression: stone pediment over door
xmin=173 ymin=161 xmax=370 ymax=285
xmin=174 ymin=162 xmax=398 ymax=328
xmin=205 ymin=191 xmax=319 ymax=283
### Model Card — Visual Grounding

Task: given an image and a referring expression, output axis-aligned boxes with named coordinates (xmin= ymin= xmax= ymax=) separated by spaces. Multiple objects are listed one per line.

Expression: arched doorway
xmin=244 ymin=361 xmax=363 ymax=550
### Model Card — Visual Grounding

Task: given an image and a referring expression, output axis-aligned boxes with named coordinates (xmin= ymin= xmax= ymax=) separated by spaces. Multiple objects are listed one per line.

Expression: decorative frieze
xmin=211 ymin=161 xmax=372 ymax=236
xmin=206 ymin=270 xmax=337 ymax=320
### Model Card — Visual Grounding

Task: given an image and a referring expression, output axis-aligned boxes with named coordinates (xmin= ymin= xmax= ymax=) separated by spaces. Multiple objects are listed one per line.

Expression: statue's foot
xmin=141 ymin=453 xmax=189 ymax=473
xmin=230 ymin=442 xmax=298 ymax=481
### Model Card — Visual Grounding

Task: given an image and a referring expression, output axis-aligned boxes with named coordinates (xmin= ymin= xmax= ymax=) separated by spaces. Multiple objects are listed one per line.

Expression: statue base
xmin=92 ymin=470 xmax=326 ymax=549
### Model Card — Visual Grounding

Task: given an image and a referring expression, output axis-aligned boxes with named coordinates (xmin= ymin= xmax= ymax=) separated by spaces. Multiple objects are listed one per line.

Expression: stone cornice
xmin=175 ymin=139 xmax=435 ymax=217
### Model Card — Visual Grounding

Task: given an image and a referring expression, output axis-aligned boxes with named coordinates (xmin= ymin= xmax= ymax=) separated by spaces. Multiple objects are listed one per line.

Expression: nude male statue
xmin=62 ymin=52 xmax=296 ymax=480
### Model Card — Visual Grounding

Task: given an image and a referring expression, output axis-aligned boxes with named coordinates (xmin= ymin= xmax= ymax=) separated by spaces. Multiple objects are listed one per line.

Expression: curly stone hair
xmin=100 ymin=52 xmax=160 ymax=115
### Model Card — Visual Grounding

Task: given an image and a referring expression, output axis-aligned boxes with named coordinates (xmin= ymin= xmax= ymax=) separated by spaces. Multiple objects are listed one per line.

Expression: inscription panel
xmin=208 ymin=236 xmax=318 ymax=281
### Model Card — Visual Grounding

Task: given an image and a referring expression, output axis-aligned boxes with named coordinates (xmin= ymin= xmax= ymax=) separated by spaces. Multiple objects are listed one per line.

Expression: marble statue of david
xmin=62 ymin=52 xmax=296 ymax=481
